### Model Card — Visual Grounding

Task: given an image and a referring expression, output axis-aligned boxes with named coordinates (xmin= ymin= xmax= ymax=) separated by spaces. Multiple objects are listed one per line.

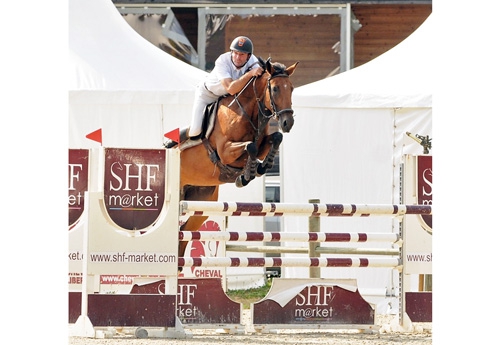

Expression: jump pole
xmin=178 ymin=257 xmax=401 ymax=269
xmin=180 ymin=200 xmax=432 ymax=217
xmin=179 ymin=231 xmax=399 ymax=243
xmin=179 ymin=229 xmax=400 ymax=256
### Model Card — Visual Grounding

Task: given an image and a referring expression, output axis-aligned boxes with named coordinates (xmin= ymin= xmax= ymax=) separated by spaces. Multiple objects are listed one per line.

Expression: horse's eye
xmin=272 ymin=86 xmax=278 ymax=93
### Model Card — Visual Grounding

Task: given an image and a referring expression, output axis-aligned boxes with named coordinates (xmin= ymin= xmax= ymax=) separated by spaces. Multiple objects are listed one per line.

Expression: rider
xmin=164 ymin=36 xmax=264 ymax=148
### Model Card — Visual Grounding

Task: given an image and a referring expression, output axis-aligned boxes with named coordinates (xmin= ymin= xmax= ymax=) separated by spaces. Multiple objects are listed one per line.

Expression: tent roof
xmin=293 ymin=14 xmax=433 ymax=109
xmin=69 ymin=0 xmax=207 ymax=104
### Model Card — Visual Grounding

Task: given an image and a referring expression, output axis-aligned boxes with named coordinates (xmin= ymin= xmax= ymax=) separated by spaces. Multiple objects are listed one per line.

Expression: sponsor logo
xmin=104 ymin=149 xmax=165 ymax=230
xmin=417 ymin=155 xmax=432 ymax=234
xmin=68 ymin=149 xmax=89 ymax=228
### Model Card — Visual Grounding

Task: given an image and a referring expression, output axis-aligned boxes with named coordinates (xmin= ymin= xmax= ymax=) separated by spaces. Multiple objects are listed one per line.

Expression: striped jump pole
xmin=180 ymin=201 xmax=432 ymax=217
xmin=178 ymin=257 xmax=401 ymax=269
xmin=224 ymin=245 xmax=400 ymax=256
xmin=179 ymin=231 xmax=399 ymax=243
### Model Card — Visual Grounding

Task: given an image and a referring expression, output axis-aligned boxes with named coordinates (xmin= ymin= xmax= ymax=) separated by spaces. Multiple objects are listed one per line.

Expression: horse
xmin=176 ymin=57 xmax=299 ymax=263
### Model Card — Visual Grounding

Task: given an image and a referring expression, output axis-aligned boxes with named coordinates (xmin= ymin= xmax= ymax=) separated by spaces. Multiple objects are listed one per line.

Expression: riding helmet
xmin=230 ymin=36 xmax=253 ymax=54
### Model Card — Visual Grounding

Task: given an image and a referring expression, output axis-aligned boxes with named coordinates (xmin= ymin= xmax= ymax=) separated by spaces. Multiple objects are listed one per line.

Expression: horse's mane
xmin=271 ymin=62 xmax=286 ymax=75
xmin=257 ymin=57 xmax=287 ymax=76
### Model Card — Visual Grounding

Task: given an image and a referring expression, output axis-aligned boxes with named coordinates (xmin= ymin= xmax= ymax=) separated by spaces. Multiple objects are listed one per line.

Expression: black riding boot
xmin=164 ymin=127 xmax=190 ymax=148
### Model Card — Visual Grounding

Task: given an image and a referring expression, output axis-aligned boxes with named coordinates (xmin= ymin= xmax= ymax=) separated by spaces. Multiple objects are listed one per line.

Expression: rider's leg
xmin=164 ymin=83 xmax=216 ymax=148
xmin=188 ymin=98 xmax=208 ymax=140
xmin=189 ymin=83 xmax=218 ymax=139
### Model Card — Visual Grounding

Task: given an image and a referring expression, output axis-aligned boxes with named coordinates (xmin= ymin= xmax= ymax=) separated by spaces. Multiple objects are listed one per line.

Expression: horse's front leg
xmin=257 ymin=132 xmax=283 ymax=176
xmin=217 ymin=140 xmax=258 ymax=188
xmin=218 ymin=140 xmax=252 ymax=166
xmin=235 ymin=142 xmax=258 ymax=188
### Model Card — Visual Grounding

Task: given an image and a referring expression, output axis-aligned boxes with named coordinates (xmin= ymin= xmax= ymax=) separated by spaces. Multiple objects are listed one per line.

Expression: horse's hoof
xmin=235 ymin=176 xmax=244 ymax=188
xmin=235 ymin=176 xmax=249 ymax=188
xmin=257 ymin=164 xmax=269 ymax=176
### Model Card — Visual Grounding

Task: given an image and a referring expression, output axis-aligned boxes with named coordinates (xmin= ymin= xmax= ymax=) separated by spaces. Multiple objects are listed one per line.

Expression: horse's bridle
xmin=230 ymin=72 xmax=294 ymax=140
xmin=261 ymin=73 xmax=294 ymax=119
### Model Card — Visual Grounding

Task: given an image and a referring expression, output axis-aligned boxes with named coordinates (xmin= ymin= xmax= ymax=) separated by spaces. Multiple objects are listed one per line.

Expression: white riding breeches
xmin=189 ymin=82 xmax=220 ymax=137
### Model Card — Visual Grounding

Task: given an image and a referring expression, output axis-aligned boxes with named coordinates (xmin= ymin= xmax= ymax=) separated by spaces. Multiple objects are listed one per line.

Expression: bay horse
xmin=176 ymin=57 xmax=298 ymax=263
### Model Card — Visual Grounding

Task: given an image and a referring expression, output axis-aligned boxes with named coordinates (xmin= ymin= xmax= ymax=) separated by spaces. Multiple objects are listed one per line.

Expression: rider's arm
xmin=220 ymin=68 xmax=263 ymax=95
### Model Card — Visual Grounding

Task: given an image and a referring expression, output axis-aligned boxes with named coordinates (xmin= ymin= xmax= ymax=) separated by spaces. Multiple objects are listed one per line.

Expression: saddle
xmin=178 ymin=99 xmax=220 ymax=151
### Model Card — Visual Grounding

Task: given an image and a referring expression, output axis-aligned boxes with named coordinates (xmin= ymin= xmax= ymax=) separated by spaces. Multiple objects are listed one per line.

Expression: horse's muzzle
xmin=279 ymin=110 xmax=295 ymax=133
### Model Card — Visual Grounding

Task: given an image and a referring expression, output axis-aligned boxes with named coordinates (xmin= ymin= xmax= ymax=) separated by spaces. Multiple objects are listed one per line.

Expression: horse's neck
xmin=235 ymin=76 xmax=266 ymax=114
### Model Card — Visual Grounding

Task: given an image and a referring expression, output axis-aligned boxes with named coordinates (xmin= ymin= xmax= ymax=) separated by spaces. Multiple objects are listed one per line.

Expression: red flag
xmin=164 ymin=128 xmax=180 ymax=143
xmin=86 ymin=128 xmax=102 ymax=144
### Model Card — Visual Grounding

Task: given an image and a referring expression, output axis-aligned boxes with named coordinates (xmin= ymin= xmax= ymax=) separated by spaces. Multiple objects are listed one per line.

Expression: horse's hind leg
xmin=236 ymin=142 xmax=258 ymax=188
xmin=257 ymin=132 xmax=283 ymax=176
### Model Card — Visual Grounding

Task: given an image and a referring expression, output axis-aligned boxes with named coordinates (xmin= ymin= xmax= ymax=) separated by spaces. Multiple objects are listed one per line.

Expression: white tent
xmin=280 ymin=14 xmax=433 ymax=309
xmin=68 ymin=0 xmax=267 ymax=288
xmin=69 ymin=0 xmax=207 ymax=149
xmin=292 ymin=15 xmax=432 ymax=109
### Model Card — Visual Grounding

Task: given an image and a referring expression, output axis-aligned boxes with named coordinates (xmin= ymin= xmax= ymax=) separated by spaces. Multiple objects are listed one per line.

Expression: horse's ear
xmin=285 ymin=61 xmax=300 ymax=76
xmin=265 ymin=58 xmax=273 ymax=74
xmin=257 ymin=56 xmax=266 ymax=69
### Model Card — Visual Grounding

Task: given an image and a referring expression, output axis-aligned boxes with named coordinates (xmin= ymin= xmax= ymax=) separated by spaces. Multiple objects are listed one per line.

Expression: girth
xmin=202 ymin=138 xmax=243 ymax=183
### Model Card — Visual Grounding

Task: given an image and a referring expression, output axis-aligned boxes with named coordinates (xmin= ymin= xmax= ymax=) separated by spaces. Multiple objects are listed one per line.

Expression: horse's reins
xmin=226 ymin=60 xmax=260 ymax=109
